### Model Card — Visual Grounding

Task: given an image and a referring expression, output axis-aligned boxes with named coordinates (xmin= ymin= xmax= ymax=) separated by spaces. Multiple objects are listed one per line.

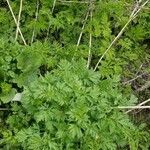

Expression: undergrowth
xmin=0 ymin=0 xmax=150 ymax=149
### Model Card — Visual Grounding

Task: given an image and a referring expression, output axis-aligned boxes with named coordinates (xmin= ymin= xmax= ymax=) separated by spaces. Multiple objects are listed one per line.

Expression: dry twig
xmin=76 ymin=10 xmax=90 ymax=49
xmin=123 ymin=72 xmax=148 ymax=85
xmin=132 ymin=0 xmax=149 ymax=19
xmin=58 ymin=0 xmax=91 ymax=4
xmin=117 ymin=106 xmax=150 ymax=109
xmin=137 ymin=81 xmax=150 ymax=92
xmin=15 ymin=0 xmax=23 ymax=41
xmin=135 ymin=64 xmax=144 ymax=75
xmin=87 ymin=1 xmax=94 ymax=68
xmin=87 ymin=27 xmax=92 ymax=68
xmin=31 ymin=0 xmax=40 ymax=44
xmin=126 ymin=98 xmax=150 ymax=113
xmin=94 ymin=0 xmax=149 ymax=71
xmin=0 ymin=108 xmax=10 ymax=111
xmin=6 ymin=0 xmax=27 ymax=45
xmin=52 ymin=0 xmax=57 ymax=13
xmin=45 ymin=0 xmax=57 ymax=41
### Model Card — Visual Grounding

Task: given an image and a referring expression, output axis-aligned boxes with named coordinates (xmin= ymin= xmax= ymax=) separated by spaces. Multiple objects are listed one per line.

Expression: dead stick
xmin=126 ymin=98 xmax=150 ymax=113
xmin=6 ymin=0 xmax=27 ymax=45
xmin=15 ymin=0 xmax=23 ymax=41
xmin=94 ymin=0 xmax=149 ymax=71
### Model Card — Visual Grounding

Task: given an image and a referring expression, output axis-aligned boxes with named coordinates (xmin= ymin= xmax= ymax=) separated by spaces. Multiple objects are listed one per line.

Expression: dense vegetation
xmin=0 ymin=0 xmax=150 ymax=149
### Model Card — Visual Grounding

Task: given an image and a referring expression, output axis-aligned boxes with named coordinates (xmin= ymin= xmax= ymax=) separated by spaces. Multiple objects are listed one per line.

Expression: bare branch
xmin=132 ymin=0 xmax=149 ymax=19
xmin=87 ymin=1 xmax=94 ymax=68
xmin=93 ymin=0 xmax=149 ymax=71
xmin=87 ymin=31 xmax=92 ymax=68
xmin=31 ymin=0 xmax=40 ymax=44
xmin=15 ymin=0 xmax=23 ymax=41
xmin=116 ymin=106 xmax=150 ymax=109
xmin=94 ymin=19 xmax=131 ymax=71
xmin=136 ymin=98 xmax=150 ymax=106
xmin=57 ymin=0 xmax=91 ymax=4
xmin=122 ymin=72 xmax=148 ymax=85
xmin=135 ymin=63 xmax=144 ymax=76
xmin=52 ymin=0 xmax=57 ymax=13
xmin=6 ymin=0 xmax=27 ymax=45
xmin=137 ymin=81 xmax=150 ymax=92
xmin=0 ymin=108 xmax=10 ymax=111
xmin=76 ymin=10 xmax=90 ymax=49
xmin=126 ymin=98 xmax=150 ymax=113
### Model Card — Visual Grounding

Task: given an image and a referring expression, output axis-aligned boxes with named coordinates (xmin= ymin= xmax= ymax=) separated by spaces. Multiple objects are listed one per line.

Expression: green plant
xmin=0 ymin=0 xmax=150 ymax=149
xmin=0 ymin=60 xmax=149 ymax=150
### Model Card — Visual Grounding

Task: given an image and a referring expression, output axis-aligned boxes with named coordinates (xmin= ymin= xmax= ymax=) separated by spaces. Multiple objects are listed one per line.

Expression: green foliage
xmin=0 ymin=0 xmax=150 ymax=149
xmin=1 ymin=60 xmax=150 ymax=149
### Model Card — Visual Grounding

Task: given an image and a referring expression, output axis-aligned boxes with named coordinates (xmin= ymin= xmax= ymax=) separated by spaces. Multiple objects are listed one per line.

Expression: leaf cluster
xmin=0 ymin=0 xmax=150 ymax=149
xmin=1 ymin=60 xmax=150 ymax=150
